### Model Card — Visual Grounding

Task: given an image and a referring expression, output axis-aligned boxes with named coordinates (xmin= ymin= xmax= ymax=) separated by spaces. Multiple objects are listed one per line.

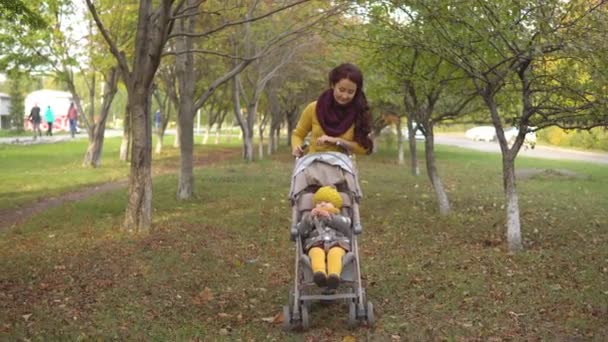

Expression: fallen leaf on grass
xmin=22 ymin=314 xmax=32 ymax=321
xmin=261 ymin=312 xmax=283 ymax=324
xmin=192 ymin=287 xmax=214 ymax=305
xmin=342 ymin=335 xmax=357 ymax=342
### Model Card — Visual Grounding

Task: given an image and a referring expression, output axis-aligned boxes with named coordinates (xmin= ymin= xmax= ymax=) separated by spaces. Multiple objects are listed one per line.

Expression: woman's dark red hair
xmin=328 ymin=63 xmax=373 ymax=153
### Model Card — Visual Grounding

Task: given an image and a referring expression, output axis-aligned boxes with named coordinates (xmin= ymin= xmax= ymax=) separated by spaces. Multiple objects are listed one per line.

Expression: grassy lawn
xmin=0 ymin=138 xmax=130 ymax=209
xmin=0 ymin=130 xmax=34 ymax=138
xmin=0 ymin=140 xmax=607 ymax=340
xmin=0 ymin=136 xmax=242 ymax=210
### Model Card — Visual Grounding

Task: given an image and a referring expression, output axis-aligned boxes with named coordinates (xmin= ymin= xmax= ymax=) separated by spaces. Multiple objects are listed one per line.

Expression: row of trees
xmin=1 ymin=0 xmax=351 ymax=233
xmin=357 ymin=0 xmax=608 ymax=251
xmin=2 ymin=0 xmax=606 ymax=252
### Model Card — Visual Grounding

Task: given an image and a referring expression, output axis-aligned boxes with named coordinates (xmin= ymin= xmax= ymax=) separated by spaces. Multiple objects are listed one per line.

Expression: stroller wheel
xmin=347 ymin=300 xmax=358 ymax=328
xmin=282 ymin=305 xmax=292 ymax=331
xmin=366 ymin=301 xmax=375 ymax=327
xmin=300 ymin=304 xmax=310 ymax=330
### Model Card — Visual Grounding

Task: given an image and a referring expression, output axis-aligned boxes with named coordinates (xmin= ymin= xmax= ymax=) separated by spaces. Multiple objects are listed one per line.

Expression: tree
xmin=7 ymin=72 xmax=25 ymax=131
xmin=82 ymin=1 xmax=137 ymax=167
xmin=398 ymin=0 xmax=608 ymax=251
xmin=170 ymin=0 xmax=338 ymax=199
xmin=0 ymin=0 xmax=46 ymax=29
xmin=86 ymin=0 xmax=177 ymax=233
xmin=360 ymin=2 xmax=478 ymax=215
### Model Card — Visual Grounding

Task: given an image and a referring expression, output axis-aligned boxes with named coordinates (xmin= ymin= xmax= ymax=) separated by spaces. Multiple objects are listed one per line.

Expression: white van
xmin=504 ymin=127 xmax=537 ymax=149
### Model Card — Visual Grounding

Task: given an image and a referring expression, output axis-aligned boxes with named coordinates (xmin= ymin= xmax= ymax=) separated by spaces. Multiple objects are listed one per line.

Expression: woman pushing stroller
xmin=284 ymin=63 xmax=376 ymax=329
xmin=291 ymin=63 xmax=373 ymax=289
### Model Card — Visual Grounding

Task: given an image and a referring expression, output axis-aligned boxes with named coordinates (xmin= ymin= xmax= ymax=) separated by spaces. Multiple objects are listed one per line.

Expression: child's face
xmin=316 ymin=201 xmax=336 ymax=211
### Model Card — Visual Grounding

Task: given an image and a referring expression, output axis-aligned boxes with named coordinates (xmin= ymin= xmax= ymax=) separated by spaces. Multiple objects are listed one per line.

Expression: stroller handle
xmin=294 ymin=142 xmax=309 ymax=160
xmin=352 ymin=201 xmax=363 ymax=235
xmin=335 ymin=140 xmax=353 ymax=156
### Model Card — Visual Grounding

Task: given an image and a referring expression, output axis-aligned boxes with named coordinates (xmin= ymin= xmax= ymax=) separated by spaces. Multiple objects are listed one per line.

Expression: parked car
xmin=465 ymin=126 xmax=496 ymax=142
xmin=402 ymin=123 xmax=425 ymax=140
xmin=504 ymin=126 xmax=537 ymax=149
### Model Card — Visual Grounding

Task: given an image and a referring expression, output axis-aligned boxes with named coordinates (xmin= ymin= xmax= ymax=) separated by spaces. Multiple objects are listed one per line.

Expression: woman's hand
xmin=316 ymin=135 xmax=337 ymax=146
xmin=292 ymin=146 xmax=303 ymax=158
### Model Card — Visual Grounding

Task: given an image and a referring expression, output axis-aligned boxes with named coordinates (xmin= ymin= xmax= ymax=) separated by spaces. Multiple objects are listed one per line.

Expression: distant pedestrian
xmin=44 ymin=105 xmax=54 ymax=136
xmin=67 ymin=102 xmax=78 ymax=138
xmin=154 ymin=109 xmax=162 ymax=130
xmin=27 ymin=103 xmax=42 ymax=139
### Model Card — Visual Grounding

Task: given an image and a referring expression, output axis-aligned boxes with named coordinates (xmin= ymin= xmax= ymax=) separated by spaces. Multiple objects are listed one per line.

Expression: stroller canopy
xmin=289 ymin=152 xmax=362 ymax=201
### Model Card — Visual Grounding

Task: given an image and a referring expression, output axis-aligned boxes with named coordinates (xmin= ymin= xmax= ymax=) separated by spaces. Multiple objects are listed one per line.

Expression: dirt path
xmin=0 ymin=148 xmax=241 ymax=231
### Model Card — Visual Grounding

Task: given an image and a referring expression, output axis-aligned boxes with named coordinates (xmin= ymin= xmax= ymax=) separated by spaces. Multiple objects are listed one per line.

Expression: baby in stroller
xmin=298 ymin=185 xmax=352 ymax=289
xmin=284 ymin=151 xmax=374 ymax=330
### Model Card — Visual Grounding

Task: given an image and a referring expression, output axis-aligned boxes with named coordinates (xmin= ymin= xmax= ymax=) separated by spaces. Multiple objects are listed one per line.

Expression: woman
xmin=291 ymin=63 xmax=373 ymax=157
xmin=44 ymin=105 xmax=54 ymax=136
xmin=67 ymin=102 xmax=78 ymax=138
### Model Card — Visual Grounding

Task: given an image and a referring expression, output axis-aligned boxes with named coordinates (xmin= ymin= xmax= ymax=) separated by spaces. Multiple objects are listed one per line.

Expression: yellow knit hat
xmin=313 ymin=186 xmax=343 ymax=209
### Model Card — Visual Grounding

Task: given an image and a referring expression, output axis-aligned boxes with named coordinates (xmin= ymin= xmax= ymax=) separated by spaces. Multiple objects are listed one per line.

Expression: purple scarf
xmin=316 ymin=89 xmax=357 ymax=137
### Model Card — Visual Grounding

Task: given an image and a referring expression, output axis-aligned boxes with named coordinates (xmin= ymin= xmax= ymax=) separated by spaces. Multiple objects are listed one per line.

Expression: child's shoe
xmin=326 ymin=273 xmax=340 ymax=289
xmin=313 ymin=272 xmax=327 ymax=287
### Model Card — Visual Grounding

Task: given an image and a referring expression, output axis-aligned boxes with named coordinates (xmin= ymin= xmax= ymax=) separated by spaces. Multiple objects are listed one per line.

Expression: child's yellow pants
xmin=309 ymin=246 xmax=345 ymax=276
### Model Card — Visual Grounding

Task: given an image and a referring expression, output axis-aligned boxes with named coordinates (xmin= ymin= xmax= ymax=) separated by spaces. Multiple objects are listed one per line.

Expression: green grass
xmin=0 ymin=135 xmax=244 ymax=210
xmin=0 ymin=130 xmax=34 ymax=138
xmin=0 ymin=138 xmax=130 ymax=209
xmin=0 ymin=139 xmax=607 ymax=340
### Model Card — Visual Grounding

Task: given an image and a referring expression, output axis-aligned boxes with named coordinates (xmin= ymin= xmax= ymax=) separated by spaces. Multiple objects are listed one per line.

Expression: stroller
xmin=283 ymin=151 xmax=375 ymax=330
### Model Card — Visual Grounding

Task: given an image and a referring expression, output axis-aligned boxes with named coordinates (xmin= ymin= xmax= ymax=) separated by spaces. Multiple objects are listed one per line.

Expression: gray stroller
xmin=283 ymin=151 xmax=374 ymax=330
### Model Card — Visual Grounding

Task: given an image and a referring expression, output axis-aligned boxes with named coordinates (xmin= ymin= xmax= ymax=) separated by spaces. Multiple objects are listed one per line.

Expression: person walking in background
xmin=28 ymin=103 xmax=42 ymax=140
xmin=291 ymin=63 xmax=374 ymax=157
xmin=67 ymin=102 xmax=78 ymax=138
xmin=154 ymin=109 xmax=162 ymax=131
xmin=44 ymin=105 xmax=54 ymax=136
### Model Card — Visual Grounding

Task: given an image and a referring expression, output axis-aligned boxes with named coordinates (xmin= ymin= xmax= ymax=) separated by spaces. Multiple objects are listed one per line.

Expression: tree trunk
xmin=274 ymin=127 xmax=280 ymax=152
xmin=233 ymin=75 xmax=254 ymax=162
xmin=267 ymin=83 xmax=281 ymax=155
xmin=215 ymin=125 xmax=221 ymax=144
xmin=258 ymin=125 xmax=264 ymax=160
xmin=123 ymin=91 xmax=153 ymax=233
xmin=153 ymin=85 xmax=170 ymax=155
xmin=176 ymin=3 xmax=196 ymax=200
xmin=424 ymin=126 xmax=450 ymax=215
xmin=407 ymin=118 xmax=419 ymax=176
xmin=485 ymin=91 xmax=524 ymax=252
xmin=154 ymin=131 xmax=164 ymax=154
xmin=503 ymin=154 xmax=523 ymax=252
xmin=83 ymin=121 xmax=107 ymax=168
xmin=84 ymin=67 xmax=119 ymax=167
xmin=174 ymin=123 xmax=180 ymax=147
xmin=243 ymin=136 xmax=254 ymax=161
xmin=244 ymin=102 xmax=257 ymax=162
xmin=396 ymin=120 xmax=404 ymax=165
xmin=177 ymin=102 xmax=194 ymax=199
xmin=203 ymin=124 xmax=210 ymax=144
xmin=286 ymin=108 xmax=297 ymax=148
xmin=268 ymin=127 xmax=275 ymax=155
xmin=120 ymin=103 xmax=131 ymax=162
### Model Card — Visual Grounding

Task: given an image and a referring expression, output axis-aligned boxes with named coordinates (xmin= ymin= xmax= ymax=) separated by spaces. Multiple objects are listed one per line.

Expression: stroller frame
xmin=284 ymin=152 xmax=374 ymax=330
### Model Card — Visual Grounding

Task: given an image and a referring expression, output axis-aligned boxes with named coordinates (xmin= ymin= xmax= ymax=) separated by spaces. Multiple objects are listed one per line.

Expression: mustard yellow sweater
xmin=291 ymin=101 xmax=368 ymax=155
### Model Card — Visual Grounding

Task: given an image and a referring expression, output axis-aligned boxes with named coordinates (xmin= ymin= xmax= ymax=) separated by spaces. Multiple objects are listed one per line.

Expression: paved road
xmin=2 ymin=131 xmax=607 ymax=165
xmin=435 ymin=135 xmax=608 ymax=165
xmin=0 ymin=130 xmax=123 ymax=145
